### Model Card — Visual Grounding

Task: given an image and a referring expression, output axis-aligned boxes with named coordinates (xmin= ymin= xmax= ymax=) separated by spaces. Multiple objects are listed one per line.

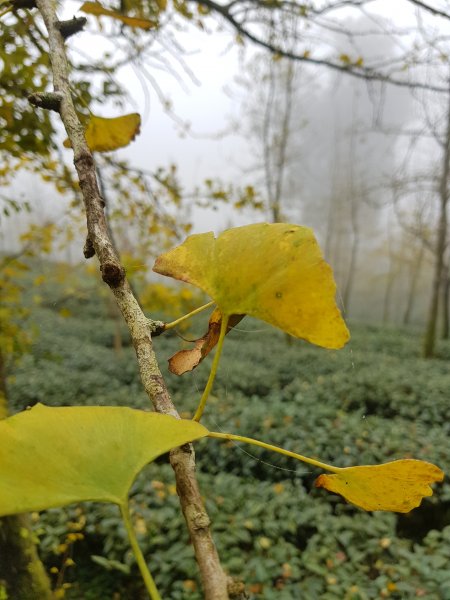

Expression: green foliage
xmin=0 ymin=258 xmax=32 ymax=365
xmin=0 ymin=13 xmax=53 ymax=161
xmin=6 ymin=273 xmax=449 ymax=597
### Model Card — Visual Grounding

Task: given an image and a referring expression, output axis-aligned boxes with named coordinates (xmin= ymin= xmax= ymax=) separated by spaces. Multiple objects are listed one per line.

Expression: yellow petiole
xmin=207 ymin=431 xmax=342 ymax=474
xmin=164 ymin=300 xmax=215 ymax=332
xmin=120 ymin=502 xmax=161 ymax=600
xmin=192 ymin=314 xmax=229 ymax=421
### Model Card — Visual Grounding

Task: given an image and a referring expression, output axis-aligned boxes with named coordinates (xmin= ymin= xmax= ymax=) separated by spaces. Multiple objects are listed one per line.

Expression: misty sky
xmin=2 ymin=2 xmax=446 ymax=255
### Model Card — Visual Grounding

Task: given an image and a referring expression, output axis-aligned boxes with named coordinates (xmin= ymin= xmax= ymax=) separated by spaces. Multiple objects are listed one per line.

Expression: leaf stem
xmin=207 ymin=431 xmax=342 ymax=474
xmin=164 ymin=300 xmax=215 ymax=331
xmin=193 ymin=314 xmax=229 ymax=421
xmin=120 ymin=502 xmax=162 ymax=600
xmin=0 ymin=5 xmax=12 ymax=17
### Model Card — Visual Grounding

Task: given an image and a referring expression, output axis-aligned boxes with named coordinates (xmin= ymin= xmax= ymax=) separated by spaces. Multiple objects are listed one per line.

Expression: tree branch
xmin=191 ymin=0 xmax=447 ymax=92
xmin=33 ymin=0 xmax=229 ymax=597
xmin=407 ymin=0 xmax=450 ymax=20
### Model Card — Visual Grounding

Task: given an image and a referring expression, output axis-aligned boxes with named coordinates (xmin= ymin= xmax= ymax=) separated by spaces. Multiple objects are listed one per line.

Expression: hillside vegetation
xmin=8 ymin=265 xmax=450 ymax=599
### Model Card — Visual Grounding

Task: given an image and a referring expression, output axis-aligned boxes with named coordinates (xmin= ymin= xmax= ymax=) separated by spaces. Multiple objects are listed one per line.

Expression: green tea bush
xmin=7 ymin=282 xmax=450 ymax=598
xmin=35 ymin=465 xmax=450 ymax=599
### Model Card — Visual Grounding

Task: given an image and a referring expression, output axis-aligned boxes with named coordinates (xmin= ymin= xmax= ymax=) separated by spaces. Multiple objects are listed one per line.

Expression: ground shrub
xmin=7 ymin=277 xmax=450 ymax=598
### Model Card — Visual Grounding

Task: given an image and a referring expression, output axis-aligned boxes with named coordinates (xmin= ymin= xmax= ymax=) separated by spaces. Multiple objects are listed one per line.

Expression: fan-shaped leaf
xmin=315 ymin=459 xmax=444 ymax=513
xmin=63 ymin=113 xmax=141 ymax=152
xmin=153 ymin=223 xmax=349 ymax=349
xmin=80 ymin=2 xmax=157 ymax=29
xmin=0 ymin=404 xmax=208 ymax=515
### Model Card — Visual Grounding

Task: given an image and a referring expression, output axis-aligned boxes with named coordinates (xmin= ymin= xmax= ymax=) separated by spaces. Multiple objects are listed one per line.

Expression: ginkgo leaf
xmin=315 ymin=459 xmax=444 ymax=513
xmin=0 ymin=403 xmax=208 ymax=516
xmin=63 ymin=113 xmax=141 ymax=152
xmin=153 ymin=223 xmax=349 ymax=349
xmin=169 ymin=310 xmax=244 ymax=375
xmin=80 ymin=2 xmax=157 ymax=30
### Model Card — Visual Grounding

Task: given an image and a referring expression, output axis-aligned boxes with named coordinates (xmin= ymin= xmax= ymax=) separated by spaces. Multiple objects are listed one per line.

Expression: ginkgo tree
xmin=0 ymin=1 xmax=446 ymax=599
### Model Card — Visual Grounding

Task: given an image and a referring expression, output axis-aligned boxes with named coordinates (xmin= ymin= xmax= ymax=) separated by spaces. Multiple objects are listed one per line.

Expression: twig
xmin=163 ymin=300 xmax=215 ymax=332
xmin=192 ymin=0 xmax=447 ymax=93
xmin=32 ymin=0 xmax=229 ymax=596
xmin=193 ymin=314 xmax=229 ymax=421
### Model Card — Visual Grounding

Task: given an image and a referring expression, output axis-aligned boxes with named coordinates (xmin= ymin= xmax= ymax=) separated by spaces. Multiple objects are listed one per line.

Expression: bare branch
xmin=191 ymin=0 xmax=447 ymax=92
xmin=33 ymin=0 xmax=229 ymax=596
xmin=408 ymin=0 xmax=450 ymax=20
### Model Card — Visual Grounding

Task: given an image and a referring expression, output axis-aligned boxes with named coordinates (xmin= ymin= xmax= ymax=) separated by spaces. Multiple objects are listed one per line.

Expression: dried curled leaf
xmin=0 ymin=404 xmax=208 ymax=515
xmin=315 ymin=459 xmax=444 ymax=513
xmin=169 ymin=310 xmax=244 ymax=375
xmin=63 ymin=113 xmax=141 ymax=152
xmin=153 ymin=223 xmax=349 ymax=349
xmin=80 ymin=2 xmax=157 ymax=29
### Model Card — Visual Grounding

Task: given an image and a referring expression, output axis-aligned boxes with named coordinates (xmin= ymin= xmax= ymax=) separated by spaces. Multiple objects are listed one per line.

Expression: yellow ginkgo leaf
xmin=0 ymin=403 xmax=208 ymax=516
xmin=315 ymin=459 xmax=444 ymax=513
xmin=80 ymin=2 xmax=156 ymax=30
xmin=63 ymin=113 xmax=141 ymax=153
xmin=153 ymin=223 xmax=349 ymax=349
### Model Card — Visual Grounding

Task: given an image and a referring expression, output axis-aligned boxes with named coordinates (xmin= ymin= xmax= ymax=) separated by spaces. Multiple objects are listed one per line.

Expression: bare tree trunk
xmin=0 ymin=515 xmax=53 ymax=600
xmin=0 ymin=351 xmax=53 ymax=600
xmin=441 ymin=262 xmax=450 ymax=339
xmin=262 ymin=59 xmax=296 ymax=222
xmin=423 ymin=78 xmax=450 ymax=357
xmin=343 ymin=96 xmax=360 ymax=314
xmin=383 ymin=228 xmax=396 ymax=324
xmin=272 ymin=61 xmax=295 ymax=222
xmin=262 ymin=60 xmax=277 ymax=219
xmin=403 ymin=244 xmax=425 ymax=326
xmin=382 ymin=269 xmax=396 ymax=324
xmin=324 ymin=124 xmax=339 ymax=261
xmin=343 ymin=225 xmax=359 ymax=314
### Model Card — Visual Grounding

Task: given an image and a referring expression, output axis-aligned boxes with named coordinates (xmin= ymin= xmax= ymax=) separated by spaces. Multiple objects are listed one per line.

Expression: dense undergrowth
xmin=7 ymin=266 xmax=450 ymax=599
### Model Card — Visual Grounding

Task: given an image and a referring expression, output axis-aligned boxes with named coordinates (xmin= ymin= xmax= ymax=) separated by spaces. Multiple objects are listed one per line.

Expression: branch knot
xmin=147 ymin=319 xmax=165 ymax=336
xmin=56 ymin=16 xmax=87 ymax=39
xmin=28 ymin=92 xmax=62 ymax=112
xmin=83 ymin=236 xmax=95 ymax=259
xmin=101 ymin=262 xmax=125 ymax=287
xmin=11 ymin=0 xmax=36 ymax=9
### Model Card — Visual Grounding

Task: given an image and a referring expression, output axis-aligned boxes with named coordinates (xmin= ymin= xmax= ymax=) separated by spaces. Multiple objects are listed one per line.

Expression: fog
xmin=2 ymin=2 xmax=450 ymax=328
